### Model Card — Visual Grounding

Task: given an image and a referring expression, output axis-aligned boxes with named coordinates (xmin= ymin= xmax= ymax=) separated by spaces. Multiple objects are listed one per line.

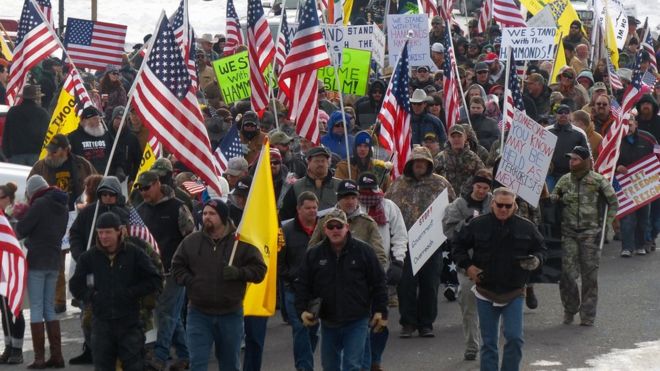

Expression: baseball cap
xmin=81 ymin=106 xmax=101 ymax=119
xmin=449 ymin=125 xmax=465 ymax=136
xmin=484 ymin=52 xmax=499 ymax=63
xmin=336 ymin=180 xmax=359 ymax=197
xmin=135 ymin=171 xmax=160 ymax=187
xmin=431 ymin=43 xmax=445 ymax=53
xmin=226 ymin=157 xmax=249 ymax=177
xmin=592 ymin=81 xmax=607 ymax=92
xmin=241 ymin=111 xmax=259 ymax=126
xmin=306 ymin=146 xmax=331 ymax=160
xmin=556 ymin=104 xmax=571 ymax=114
xmin=565 ymin=146 xmax=590 ymax=160
xmin=270 ymin=131 xmax=293 ymax=145
xmin=47 ymin=134 xmax=70 ymax=152
xmin=357 ymin=172 xmax=379 ymax=190
xmin=424 ymin=132 xmax=438 ymax=142
xmin=324 ymin=209 xmax=348 ymax=226
xmin=151 ymin=158 xmax=173 ymax=176
xmin=475 ymin=62 xmax=489 ymax=72
xmin=416 ymin=65 xmax=430 ymax=73
xmin=232 ymin=176 xmax=252 ymax=197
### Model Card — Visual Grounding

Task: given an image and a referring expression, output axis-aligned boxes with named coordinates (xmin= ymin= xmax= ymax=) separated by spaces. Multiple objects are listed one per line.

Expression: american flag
xmin=442 ymin=19 xmax=461 ymax=131
xmin=35 ymin=0 xmax=52 ymax=25
xmin=493 ymin=0 xmax=526 ymax=28
xmin=275 ymin=9 xmax=291 ymax=107
xmin=421 ymin=0 xmax=440 ymax=19
xmin=131 ymin=13 xmax=223 ymax=195
xmin=64 ymin=18 xmax=127 ymax=71
xmin=477 ymin=0 xmax=492 ymax=34
xmin=277 ymin=0 xmax=331 ymax=145
xmin=248 ymin=0 xmax=276 ymax=113
xmin=225 ymin=0 xmax=245 ymax=56
xmin=0 ymin=211 xmax=27 ymax=317
xmin=170 ymin=0 xmax=198 ymax=90
xmin=182 ymin=181 xmax=206 ymax=195
xmin=621 ymin=51 xmax=656 ymax=113
xmin=6 ymin=0 xmax=59 ymax=105
xmin=62 ymin=67 xmax=93 ymax=115
xmin=148 ymin=134 xmax=162 ymax=158
xmin=594 ymin=100 xmax=628 ymax=180
xmin=613 ymin=154 xmax=660 ymax=218
xmin=377 ymin=41 xmax=411 ymax=178
xmin=328 ymin=0 xmax=344 ymax=25
xmin=128 ymin=207 xmax=160 ymax=254
xmin=213 ymin=124 xmax=243 ymax=173
xmin=641 ymin=19 xmax=657 ymax=73
xmin=606 ymin=52 xmax=623 ymax=91
xmin=501 ymin=48 xmax=525 ymax=131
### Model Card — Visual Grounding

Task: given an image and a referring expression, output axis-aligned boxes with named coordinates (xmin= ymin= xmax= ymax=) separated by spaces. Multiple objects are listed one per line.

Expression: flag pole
xmin=500 ymin=46 xmax=512 ymax=151
xmin=268 ymin=9 xmax=289 ymax=131
xmin=0 ymin=22 xmax=15 ymax=50
xmin=446 ymin=18 xmax=472 ymax=128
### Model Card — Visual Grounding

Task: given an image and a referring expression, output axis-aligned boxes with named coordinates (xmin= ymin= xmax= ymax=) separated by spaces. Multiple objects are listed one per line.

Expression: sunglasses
xmin=110 ymin=71 xmax=120 ymax=75
xmin=325 ymin=222 xmax=344 ymax=230
xmin=557 ymin=110 xmax=570 ymax=114
xmin=271 ymin=161 xmax=281 ymax=166
xmin=495 ymin=202 xmax=513 ymax=209
xmin=561 ymin=73 xmax=574 ymax=79
xmin=429 ymin=103 xmax=441 ymax=106
xmin=432 ymin=22 xmax=441 ymax=26
xmin=138 ymin=184 xmax=153 ymax=192
xmin=99 ymin=191 xmax=117 ymax=197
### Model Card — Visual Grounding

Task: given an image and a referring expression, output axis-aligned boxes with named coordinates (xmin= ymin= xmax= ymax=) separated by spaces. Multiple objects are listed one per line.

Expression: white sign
xmin=609 ymin=0 xmax=630 ymax=49
xmin=61 ymin=210 xmax=77 ymax=250
xmin=527 ymin=6 xmax=556 ymax=28
xmin=290 ymin=24 xmax=384 ymax=66
xmin=500 ymin=27 xmax=557 ymax=61
xmin=371 ymin=24 xmax=386 ymax=67
xmin=495 ymin=108 xmax=557 ymax=208
xmin=387 ymin=14 xmax=433 ymax=67
xmin=408 ymin=189 xmax=449 ymax=276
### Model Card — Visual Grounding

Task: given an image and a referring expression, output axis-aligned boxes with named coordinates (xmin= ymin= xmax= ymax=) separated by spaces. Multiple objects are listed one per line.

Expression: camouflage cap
xmin=324 ymin=209 xmax=348 ymax=226
xmin=151 ymin=158 xmax=173 ymax=176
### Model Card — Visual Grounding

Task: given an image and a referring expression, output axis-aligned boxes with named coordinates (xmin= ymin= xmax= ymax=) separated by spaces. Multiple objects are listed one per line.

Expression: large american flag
xmin=128 ymin=207 xmax=159 ymax=254
xmin=131 ymin=14 xmax=223 ymax=195
xmin=275 ymin=9 xmax=291 ymax=107
xmin=442 ymin=19 xmax=460 ymax=131
xmin=0 ymin=211 xmax=27 ymax=316
xmin=642 ymin=19 xmax=657 ymax=73
xmin=213 ymin=124 xmax=243 ymax=174
xmin=421 ymin=0 xmax=440 ymax=18
xmin=477 ymin=0 xmax=492 ymax=34
xmin=278 ymin=0 xmax=331 ymax=145
xmin=501 ymin=48 xmax=525 ymax=131
xmin=225 ymin=0 xmax=245 ymax=56
xmin=613 ymin=154 xmax=660 ymax=218
xmin=377 ymin=41 xmax=411 ymax=178
xmin=64 ymin=18 xmax=127 ymax=70
xmin=247 ymin=0 xmax=276 ymax=113
xmin=170 ymin=0 xmax=198 ymax=90
xmin=493 ymin=0 xmax=526 ymax=28
xmin=621 ymin=51 xmax=656 ymax=113
xmin=594 ymin=100 xmax=627 ymax=180
xmin=328 ymin=0 xmax=344 ymax=25
xmin=6 ymin=0 xmax=59 ymax=105
xmin=35 ymin=0 xmax=52 ymax=25
xmin=606 ymin=52 xmax=623 ymax=91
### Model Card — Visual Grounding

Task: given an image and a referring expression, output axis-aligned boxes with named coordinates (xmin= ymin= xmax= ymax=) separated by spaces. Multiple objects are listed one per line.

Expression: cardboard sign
xmin=500 ymin=27 xmax=557 ymax=61
xmin=408 ymin=189 xmax=449 ymax=276
xmin=318 ymin=48 xmax=371 ymax=96
xmin=615 ymin=154 xmax=660 ymax=218
xmin=387 ymin=14 xmax=433 ymax=67
xmin=213 ymin=51 xmax=250 ymax=104
xmin=495 ymin=108 xmax=557 ymax=208
xmin=526 ymin=6 xmax=557 ymax=28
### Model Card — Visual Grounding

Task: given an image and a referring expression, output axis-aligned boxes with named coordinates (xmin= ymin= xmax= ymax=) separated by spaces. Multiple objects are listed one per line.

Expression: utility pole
xmin=92 ymin=0 xmax=97 ymax=21
xmin=58 ymin=0 xmax=64 ymax=36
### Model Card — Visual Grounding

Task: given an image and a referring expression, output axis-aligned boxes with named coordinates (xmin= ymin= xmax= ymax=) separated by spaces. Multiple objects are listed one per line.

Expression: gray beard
xmin=45 ymin=156 xmax=67 ymax=168
xmin=84 ymin=125 xmax=106 ymax=137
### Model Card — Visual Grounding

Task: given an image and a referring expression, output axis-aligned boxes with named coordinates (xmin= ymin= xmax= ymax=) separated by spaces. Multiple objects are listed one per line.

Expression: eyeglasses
xmin=325 ymin=222 xmax=344 ymax=230
xmin=495 ymin=202 xmax=513 ymax=209
xmin=271 ymin=161 xmax=281 ymax=166
xmin=99 ymin=191 xmax=117 ymax=197
xmin=138 ymin=184 xmax=152 ymax=192
xmin=218 ymin=39 xmax=226 ymax=42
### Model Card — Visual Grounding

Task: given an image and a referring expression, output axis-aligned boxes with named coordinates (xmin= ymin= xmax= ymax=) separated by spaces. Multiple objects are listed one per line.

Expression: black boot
xmin=6 ymin=347 xmax=22 ymax=364
xmin=0 ymin=345 xmax=9 ymax=363
xmin=526 ymin=286 xmax=538 ymax=309
xmin=69 ymin=343 xmax=93 ymax=365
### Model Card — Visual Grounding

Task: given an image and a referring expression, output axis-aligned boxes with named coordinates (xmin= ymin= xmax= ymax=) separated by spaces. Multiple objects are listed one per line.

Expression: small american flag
xmin=493 ymin=0 xmax=526 ymax=28
xmin=621 ymin=52 xmax=655 ymax=113
xmin=0 ymin=211 xmax=27 ymax=316
xmin=62 ymin=67 xmax=93 ymax=115
xmin=225 ymin=0 xmax=245 ymax=56
xmin=613 ymin=154 xmax=660 ymax=218
xmin=421 ymin=0 xmax=439 ymax=18
xmin=606 ymin=53 xmax=623 ymax=91
xmin=594 ymin=100 xmax=628 ymax=180
xmin=442 ymin=19 xmax=460 ymax=131
xmin=642 ymin=19 xmax=657 ymax=73
xmin=6 ymin=0 xmax=59 ymax=105
xmin=35 ymin=0 xmax=52 ymax=25
xmin=64 ymin=18 xmax=127 ymax=71
xmin=182 ymin=181 xmax=206 ymax=195
xmin=377 ymin=41 xmax=411 ymax=178
xmin=277 ymin=0 xmax=331 ymax=145
xmin=128 ymin=207 xmax=160 ymax=254
xmin=170 ymin=0 xmax=198 ymax=90
xmin=477 ymin=0 xmax=492 ymax=34
xmin=248 ymin=0 xmax=276 ymax=113
xmin=501 ymin=48 xmax=525 ymax=131
xmin=131 ymin=13 xmax=223 ymax=195
xmin=213 ymin=124 xmax=243 ymax=174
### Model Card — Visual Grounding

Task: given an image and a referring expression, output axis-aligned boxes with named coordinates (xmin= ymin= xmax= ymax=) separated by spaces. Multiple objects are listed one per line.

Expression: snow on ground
xmin=568 ymin=340 xmax=660 ymax=371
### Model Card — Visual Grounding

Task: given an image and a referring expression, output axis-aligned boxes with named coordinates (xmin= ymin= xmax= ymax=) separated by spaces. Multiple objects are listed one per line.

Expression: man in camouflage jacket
xmin=435 ymin=125 xmax=485 ymax=195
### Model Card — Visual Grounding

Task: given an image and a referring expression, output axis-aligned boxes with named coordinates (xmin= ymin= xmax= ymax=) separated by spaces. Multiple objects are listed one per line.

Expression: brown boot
xmin=44 ymin=321 xmax=64 ymax=368
xmin=27 ymin=322 xmax=46 ymax=369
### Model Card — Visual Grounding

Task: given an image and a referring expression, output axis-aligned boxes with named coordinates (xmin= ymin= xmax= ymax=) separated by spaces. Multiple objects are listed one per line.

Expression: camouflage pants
xmin=559 ymin=229 xmax=601 ymax=322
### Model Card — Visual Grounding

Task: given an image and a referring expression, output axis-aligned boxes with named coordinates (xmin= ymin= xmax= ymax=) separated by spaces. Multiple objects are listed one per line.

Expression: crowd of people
xmin=0 ymin=4 xmax=659 ymax=371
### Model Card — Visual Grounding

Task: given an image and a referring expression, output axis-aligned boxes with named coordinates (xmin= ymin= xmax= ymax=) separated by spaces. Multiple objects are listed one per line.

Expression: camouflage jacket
xmin=434 ymin=147 xmax=485 ymax=195
xmin=387 ymin=173 xmax=456 ymax=229
xmin=552 ymin=170 xmax=618 ymax=231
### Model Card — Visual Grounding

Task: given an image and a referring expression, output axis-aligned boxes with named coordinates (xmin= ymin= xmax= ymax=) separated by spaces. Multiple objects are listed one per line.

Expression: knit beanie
xmin=203 ymin=198 xmax=230 ymax=224
xmin=96 ymin=212 xmax=122 ymax=229
xmin=26 ymin=175 xmax=49 ymax=199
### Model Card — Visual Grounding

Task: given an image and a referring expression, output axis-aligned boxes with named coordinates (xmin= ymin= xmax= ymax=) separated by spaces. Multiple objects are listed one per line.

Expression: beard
xmin=84 ymin=124 xmax=106 ymax=137
xmin=242 ymin=129 xmax=258 ymax=140
xmin=203 ymin=221 xmax=215 ymax=234
xmin=45 ymin=155 xmax=67 ymax=168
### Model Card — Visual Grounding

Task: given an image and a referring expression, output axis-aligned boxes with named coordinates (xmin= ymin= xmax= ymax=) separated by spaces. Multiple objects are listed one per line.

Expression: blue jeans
xmin=27 ymin=269 xmax=58 ymax=322
xmin=620 ymin=204 xmax=650 ymax=252
xmin=477 ymin=296 xmax=524 ymax=371
xmin=321 ymin=318 xmax=369 ymax=371
xmin=361 ymin=327 xmax=389 ymax=368
xmin=283 ymin=289 xmax=318 ymax=371
xmin=243 ymin=316 xmax=268 ymax=371
xmin=186 ymin=307 xmax=243 ymax=371
xmin=154 ymin=276 xmax=189 ymax=362
xmin=647 ymin=199 xmax=660 ymax=242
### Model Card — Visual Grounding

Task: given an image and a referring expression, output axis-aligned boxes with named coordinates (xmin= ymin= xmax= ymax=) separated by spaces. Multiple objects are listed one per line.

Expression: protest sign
xmin=500 ymin=27 xmax=557 ymax=60
xmin=408 ymin=189 xmax=449 ymax=276
xmin=213 ymin=51 xmax=250 ymax=104
xmin=495 ymin=108 xmax=557 ymax=208
xmin=608 ymin=0 xmax=629 ymax=49
xmin=614 ymin=154 xmax=660 ymax=218
xmin=387 ymin=14 xmax=433 ymax=67
xmin=371 ymin=25 xmax=386 ymax=67
xmin=527 ymin=6 xmax=556 ymax=27
xmin=318 ymin=48 xmax=371 ymax=95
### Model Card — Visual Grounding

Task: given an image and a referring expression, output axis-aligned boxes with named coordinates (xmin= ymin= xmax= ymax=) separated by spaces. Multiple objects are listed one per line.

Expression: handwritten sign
xmin=408 ymin=189 xmax=449 ymax=275
xmin=500 ymin=27 xmax=557 ymax=61
xmin=318 ymin=48 xmax=371 ymax=96
xmin=495 ymin=108 xmax=557 ymax=208
xmin=387 ymin=14 xmax=433 ymax=67
xmin=615 ymin=154 xmax=660 ymax=218
xmin=213 ymin=51 xmax=250 ymax=104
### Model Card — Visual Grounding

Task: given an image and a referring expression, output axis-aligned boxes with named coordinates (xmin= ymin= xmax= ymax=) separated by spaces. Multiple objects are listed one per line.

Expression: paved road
xmin=10 ymin=238 xmax=660 ymax=370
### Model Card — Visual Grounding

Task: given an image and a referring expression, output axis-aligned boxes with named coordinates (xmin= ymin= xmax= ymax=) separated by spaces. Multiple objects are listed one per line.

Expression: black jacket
xmin=111 ymin=128 xmax=142 ymax=182
xmin=548 ymin=123 xmax=588 ymax=177
xmin=452 ymin=213 xmax=546 ymax=294
xmin=67 ymin=126 xmax=122 ymax=174
xmin=636 ymin=94 xmax=660 ymax=142
xmin=16 ymin=187 xmax=69 ymax=270
xmin=70 ymin=239 xmax=162 ymax=323
xmin=617 ymin=129 xmax=658 ymax=167
xmin=279 ymin=217 xmax=315 ymax=288
xmin=295 ymin=234 xmax=388 ymax=324
xmin=469 ymin=114 xmax=500 ymax=151
xmin=2 ymin=99 xmax=49 ymax=158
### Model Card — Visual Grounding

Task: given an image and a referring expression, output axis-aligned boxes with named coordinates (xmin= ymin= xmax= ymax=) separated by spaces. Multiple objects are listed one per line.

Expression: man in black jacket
xmin=295 ymin=209 xmax=388 ymax=371
xmin=2 ymin=85 xmax=49 ymax=165
xmin=452 ymin=187 xmax=546 ymax=371
xmin=636 ymin=94 xmax=660 ymax=249
xmin=547 ymin=104 xmax=588 ymax=191
xmin=70 ymin=212 xmax=161 ymax=371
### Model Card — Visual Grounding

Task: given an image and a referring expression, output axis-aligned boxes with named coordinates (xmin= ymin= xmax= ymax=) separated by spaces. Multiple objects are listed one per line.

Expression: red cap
xmin=484 ymin=52 xmax=499 ymax=63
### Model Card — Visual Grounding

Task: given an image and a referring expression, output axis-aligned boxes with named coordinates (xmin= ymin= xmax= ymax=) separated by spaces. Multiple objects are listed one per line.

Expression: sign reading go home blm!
xmin=499 ymin=27 xmax=557 ymax=61
xmin=407 ymin=189 xmax=449 ymax=276
xmin=387 ymin=14 xmax=433 ymax=67
xmin=212 ymin=51 xmax=273 ymax=104
xmin=495 ymin=108 xmax=557 ymax=208
xmin=317 ymin=48 xmax=371 ymax=96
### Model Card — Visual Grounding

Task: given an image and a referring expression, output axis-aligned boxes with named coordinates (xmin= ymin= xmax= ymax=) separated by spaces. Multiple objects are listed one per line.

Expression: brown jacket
xmin=334 ymin=160 xmax=391 ymax=192
xmin=29 ymin=154 xmax=97 ymax=210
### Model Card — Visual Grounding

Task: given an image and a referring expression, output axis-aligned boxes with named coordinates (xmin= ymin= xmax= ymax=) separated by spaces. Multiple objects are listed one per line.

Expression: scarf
xmin=359 ymin=190 xmax=387 ymax=225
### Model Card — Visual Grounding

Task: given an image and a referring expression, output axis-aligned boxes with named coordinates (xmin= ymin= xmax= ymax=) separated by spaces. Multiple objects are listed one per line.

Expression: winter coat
xmin=547 ymin=123 xmax=589 ymax=177
xmin=2 ymin=100 xmax=49 ymax=158
xmin=67 ymin=126 xmax=120 ymax=174
xmin=29 ymin=154 xmax=97 ymax=211
xmin=372 ymin=198 xmax=408 ymax=266
xmin=321 ymin=111 xmax=355 ymax=159
xmin=354 ymin=80 xmax=386 ymax=130
xmin=280 ymin=217 xmax=317 ymax=288
xmin=434 ymin=147 xmax=485 ymax=195
xmin=411 ymin=112 xmax=447 ymax=146
xmin=279 ymin=172 xmax=341 ymax=221
xmin=442 ymin=193 xmax=493 ymax=241
xmin=469 ymin=114 xmax=501 ymax=151
xmin=636 ymin=94 xmax=660 ymax=142
xmin=617 ymin=129 xmax=658 ymax=168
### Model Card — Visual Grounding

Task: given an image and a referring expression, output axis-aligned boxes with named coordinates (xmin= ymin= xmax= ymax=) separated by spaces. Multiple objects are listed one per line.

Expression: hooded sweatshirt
xmin=636 ymin=94 xmax=660 ymax=142
xmin=354 ymin=80 xmax=387 ymax=130
xmin=321 ymin=111 xmax=355 ymax=159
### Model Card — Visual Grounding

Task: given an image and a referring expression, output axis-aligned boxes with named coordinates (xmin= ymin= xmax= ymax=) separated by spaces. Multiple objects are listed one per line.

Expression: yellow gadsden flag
xmin=38 ymin=87 xmax=81 ymax=159
xmin=237 ymin=138 xmax=279 ymax=316
xmin=132 ymin=137 xmax=158 ymax=189
xmin=0 ymin=37 xmax=12 ymax=61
